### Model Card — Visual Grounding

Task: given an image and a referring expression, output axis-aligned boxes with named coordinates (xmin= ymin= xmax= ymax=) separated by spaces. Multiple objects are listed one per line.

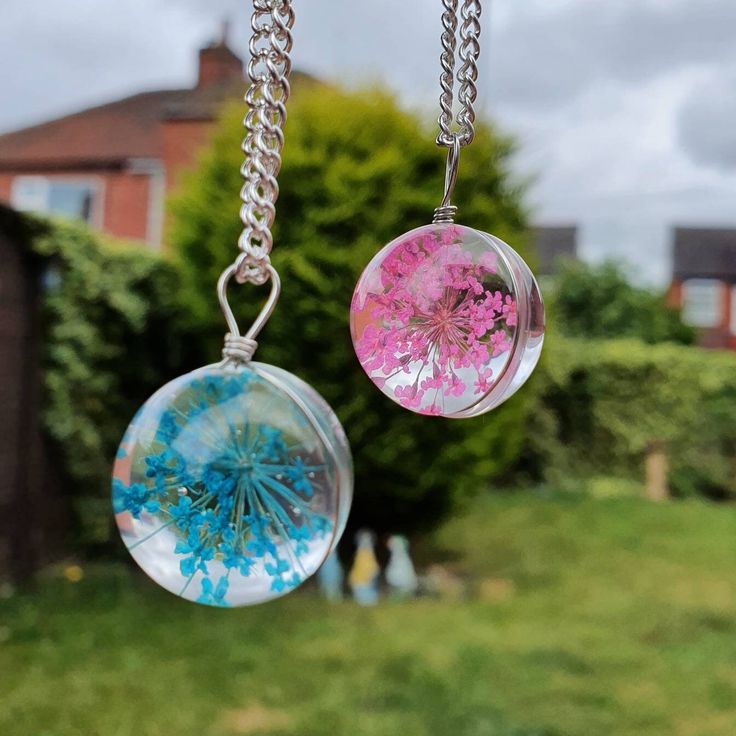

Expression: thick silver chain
xmin=433 ymin=0 xmax=482 ymax=224
xmin=218 ymin=0 xmax=293 ymax=365
xmin=235 ymin=0 xmax=294 ymax=285
xmin=437 ymin=0 xmax=482 ymax=149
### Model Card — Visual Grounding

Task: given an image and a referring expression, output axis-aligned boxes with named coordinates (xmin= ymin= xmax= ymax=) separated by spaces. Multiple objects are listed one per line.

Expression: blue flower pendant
xmin=112 ymin=266 xmax=353 ymax=607
xmin=113 ymin=362 xmax=352 ymax=607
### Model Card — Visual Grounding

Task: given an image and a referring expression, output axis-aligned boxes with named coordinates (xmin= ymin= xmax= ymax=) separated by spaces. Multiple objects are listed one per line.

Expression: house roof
xmin=531 ymin=225 xmax=578 ymax=275
xmin=0 ymin=82 xmax=247 ymax=171
xmin=673 ymin=227 xmax=736 ymax=282
xmin=0 ymin=68 xmax=316 ymax=172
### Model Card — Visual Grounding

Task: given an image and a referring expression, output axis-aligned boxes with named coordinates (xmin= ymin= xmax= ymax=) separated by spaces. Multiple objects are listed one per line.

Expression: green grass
xmin=1 ymin=491 xmax=735 ymax=736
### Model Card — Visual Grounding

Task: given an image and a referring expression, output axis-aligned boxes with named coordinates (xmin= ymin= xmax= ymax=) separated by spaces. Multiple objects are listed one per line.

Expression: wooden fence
xmin=0 ymin=207 xmax=67 ymax=583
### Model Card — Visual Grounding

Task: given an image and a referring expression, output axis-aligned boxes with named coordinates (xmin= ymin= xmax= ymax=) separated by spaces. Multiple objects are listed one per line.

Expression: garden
xmin=2 ymin=492 xmax=735 ymax=736
xmin=1 ymin=86 xmax=734 ymax=735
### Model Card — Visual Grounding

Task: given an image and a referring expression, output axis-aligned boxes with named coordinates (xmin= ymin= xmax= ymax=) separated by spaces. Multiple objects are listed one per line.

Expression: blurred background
xmin=0 ymin=1 xmax=735 ymax=735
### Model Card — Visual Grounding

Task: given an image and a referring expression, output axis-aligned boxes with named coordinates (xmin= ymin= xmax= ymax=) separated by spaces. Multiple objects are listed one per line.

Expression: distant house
xmin=531 ymin=225 xmax=578 ymax=275
xmin=0 ymin=30 xmax=309 ymax=248
xmin=669 ymin=227 xmax=736 ymax=350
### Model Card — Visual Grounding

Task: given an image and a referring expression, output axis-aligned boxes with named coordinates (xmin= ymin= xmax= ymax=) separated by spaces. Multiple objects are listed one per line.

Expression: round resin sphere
xmin=351 ymin=223 xmax=544 ymax=418
xmin=112 ymin=363 xmax=353 ymax=607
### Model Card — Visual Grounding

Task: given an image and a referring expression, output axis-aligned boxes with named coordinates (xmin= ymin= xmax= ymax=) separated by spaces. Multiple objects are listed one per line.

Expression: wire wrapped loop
xmin=223 ymin=335 xmax=259 ymax=364
xmin=432 ymin=205 xmax=459 ymax=225
xmin=217 ymin=262 xmax=282 ymax=365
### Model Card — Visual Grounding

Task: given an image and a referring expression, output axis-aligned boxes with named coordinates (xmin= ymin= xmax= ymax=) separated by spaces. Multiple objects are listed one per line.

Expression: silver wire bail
xmin=433 ymin=134 xmax=461 ymax=224
xmin=217 ymin=262 xmax=282 ymax=365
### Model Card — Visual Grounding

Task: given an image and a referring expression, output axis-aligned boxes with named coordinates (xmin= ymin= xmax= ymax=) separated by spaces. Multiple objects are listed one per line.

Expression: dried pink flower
xmin=352 ymin=226 xmax=517 ymax=414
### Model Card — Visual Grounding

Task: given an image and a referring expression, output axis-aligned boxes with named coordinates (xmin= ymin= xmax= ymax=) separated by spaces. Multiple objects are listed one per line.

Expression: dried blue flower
xmin=112 ymin=370 xmax=340 ymax=606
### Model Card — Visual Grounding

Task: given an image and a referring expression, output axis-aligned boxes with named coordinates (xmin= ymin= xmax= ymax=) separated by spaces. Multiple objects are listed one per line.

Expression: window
xmin=11 ymin=176 xmax=97 ymax=224
xmin=731 ymin=286 xmax=736 ymax=335
xmin=681 ymin=279 xmax=721 ymax=328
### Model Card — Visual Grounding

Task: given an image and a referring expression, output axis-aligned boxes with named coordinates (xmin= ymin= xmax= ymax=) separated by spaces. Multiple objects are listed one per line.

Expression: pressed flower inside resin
xmin=112 ymin=364 xmax=352 ymax=607
xmin=351 ymin=223 xmax=544 ymax=418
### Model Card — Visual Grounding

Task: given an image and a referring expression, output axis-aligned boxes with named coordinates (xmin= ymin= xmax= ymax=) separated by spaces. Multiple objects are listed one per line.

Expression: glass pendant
xmin=351 ymin=222 xmax=544 ymax=418
xmin=113 ymin=267 xmax=353 ymax=607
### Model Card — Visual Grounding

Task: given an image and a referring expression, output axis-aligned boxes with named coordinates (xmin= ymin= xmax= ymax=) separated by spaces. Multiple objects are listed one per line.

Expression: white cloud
xmin=1 ymin=0 xmax=735 ymax=284
xmin=488 ymin=0 xmax=736 ymax=112
xmin=677 ymin=68 xmax=736 ymax=170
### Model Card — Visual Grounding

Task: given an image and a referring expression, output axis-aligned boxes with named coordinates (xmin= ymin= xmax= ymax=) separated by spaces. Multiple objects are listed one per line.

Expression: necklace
xmin=112 ymin=0 xmax=353 ymax=607
xmin=350 ymin=0 xmax=544 ymax=418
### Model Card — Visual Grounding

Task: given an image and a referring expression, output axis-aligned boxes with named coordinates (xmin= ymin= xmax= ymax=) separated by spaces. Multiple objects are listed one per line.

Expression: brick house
xmin=0 ymin=32 xmax=279 ymax=248
xmin=669 ymin=227 xmax=736 ymax=350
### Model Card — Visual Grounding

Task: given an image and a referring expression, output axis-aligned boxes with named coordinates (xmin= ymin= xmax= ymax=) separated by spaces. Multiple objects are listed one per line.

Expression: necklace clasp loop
xmin=217 ymin=262 xmax=282 ymax=364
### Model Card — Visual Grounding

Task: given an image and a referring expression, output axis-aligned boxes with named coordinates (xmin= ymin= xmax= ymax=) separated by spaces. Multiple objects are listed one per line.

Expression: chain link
xmin=235 ymin=0 xmax=294 ymax=284
xmin=436 ymin=0 xmax=482 ymax=148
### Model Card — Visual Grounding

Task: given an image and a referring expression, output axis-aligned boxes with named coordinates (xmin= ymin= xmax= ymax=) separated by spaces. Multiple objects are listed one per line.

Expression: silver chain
xmin=436 ymin=0 xmax=482 ymax=148
xmin=218 ymin=0 xmax=293 ymax=365
xmin=235 ymin=0 xmax=294 ymax=285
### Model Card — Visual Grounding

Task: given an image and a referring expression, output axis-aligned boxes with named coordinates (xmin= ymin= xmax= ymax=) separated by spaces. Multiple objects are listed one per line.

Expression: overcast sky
xmin=2 ymin=0 xmax=736 ymax=284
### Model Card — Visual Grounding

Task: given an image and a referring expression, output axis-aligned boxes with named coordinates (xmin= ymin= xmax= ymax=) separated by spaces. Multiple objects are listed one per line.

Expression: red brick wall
xmin=160 ymin=119 xmax=216 ymax=246
xmin=722 ymin=286 xmax=736 ymax=350
xmin=666 ymin=281 xmax=682 ymax=310
xmin=0 ymin=173 xmax=13 ymax=203
xmin=103 ymin=171 xmax=151 ymax=241
xmin=197 ymin=46 xmax=243 ymax=88
xmin=161 ymin=119 xmax=215 ymax=193
xmin=670 ymin=278 xmax=736 ymax=350
xmin=0 ymin=169 xmax=151 ymax=242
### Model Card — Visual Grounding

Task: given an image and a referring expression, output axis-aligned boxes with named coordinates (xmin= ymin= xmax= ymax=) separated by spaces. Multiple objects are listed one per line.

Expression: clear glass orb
xmin=112 ymin=363 xmax=353 ymax=607
xmin=351 ymin=223 xmax=545 ymax=418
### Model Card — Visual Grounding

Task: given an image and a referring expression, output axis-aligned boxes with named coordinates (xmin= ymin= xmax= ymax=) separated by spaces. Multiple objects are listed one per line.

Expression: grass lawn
xmin=1 ymin=491 xmax=735 ymax=736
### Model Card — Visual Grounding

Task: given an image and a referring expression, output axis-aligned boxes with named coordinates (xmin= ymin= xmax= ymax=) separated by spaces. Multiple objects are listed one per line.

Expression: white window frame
xmin=681 ymin=278 xmax=722 ymax=329
xmin=10 ymin=176 xmax=49 ymax=212
xmin=128 ymin=158 xmax=165 ymax=249
xmin=10 ymin=175 xmax=104 ymax=228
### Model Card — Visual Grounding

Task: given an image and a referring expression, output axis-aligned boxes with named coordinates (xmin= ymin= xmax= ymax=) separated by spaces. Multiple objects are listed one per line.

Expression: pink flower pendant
xmin=350 ymin=223 xmax=545 ymax=418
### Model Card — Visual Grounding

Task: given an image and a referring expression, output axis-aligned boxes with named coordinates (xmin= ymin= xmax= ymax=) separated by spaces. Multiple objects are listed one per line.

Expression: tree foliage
xmin=549 ymin=260 xmax=694 ymax=345
xmin=170 ymin=86 xmax=532 ymax=533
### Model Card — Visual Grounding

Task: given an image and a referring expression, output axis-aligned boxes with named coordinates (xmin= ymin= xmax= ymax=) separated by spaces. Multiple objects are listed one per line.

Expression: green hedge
xmin=525 ymin=336 xmax=736 ymax=499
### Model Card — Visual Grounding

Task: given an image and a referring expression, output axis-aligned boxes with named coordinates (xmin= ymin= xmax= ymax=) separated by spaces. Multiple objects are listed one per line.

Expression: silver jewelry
xmin=350 ymin=0 xmax=545 ymax=418
xmin=112 ymin=0 xmax=353 ymax=607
